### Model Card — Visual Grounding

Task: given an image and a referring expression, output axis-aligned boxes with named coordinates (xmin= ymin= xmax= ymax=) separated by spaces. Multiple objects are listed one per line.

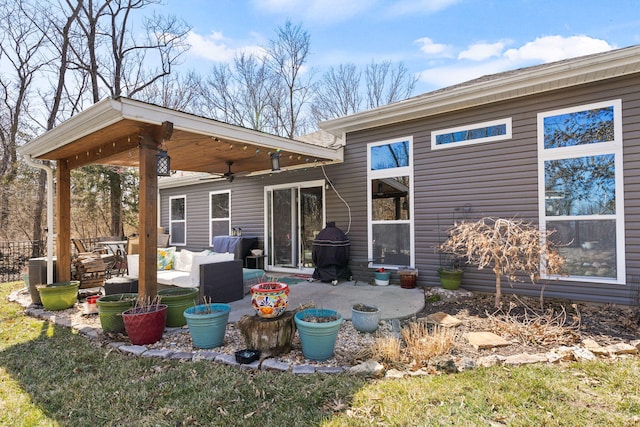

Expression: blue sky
xmin=154 ymin=0 xmax=640 ymax=94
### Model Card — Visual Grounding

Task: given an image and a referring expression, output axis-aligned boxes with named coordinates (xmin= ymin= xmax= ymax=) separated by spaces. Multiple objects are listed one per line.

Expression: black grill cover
xmin=312 ymin=222 xmax=351 ymax=282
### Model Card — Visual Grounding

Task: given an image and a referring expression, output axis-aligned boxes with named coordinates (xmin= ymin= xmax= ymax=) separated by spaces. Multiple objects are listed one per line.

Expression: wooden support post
xmin=56 ymin=160 xmax=71 ymax=282
xmin=138 ymin=135 xmax=158 ymax=302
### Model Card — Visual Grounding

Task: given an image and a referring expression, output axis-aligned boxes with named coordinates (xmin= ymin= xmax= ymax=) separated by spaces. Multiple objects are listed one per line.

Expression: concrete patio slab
xmin=228 ymin=279 xmax=425 ymax=323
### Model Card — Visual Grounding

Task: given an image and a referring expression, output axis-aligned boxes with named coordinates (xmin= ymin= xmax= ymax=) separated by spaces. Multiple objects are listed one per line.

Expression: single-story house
xmin=159 ymin=44 xmax=640 ymax=305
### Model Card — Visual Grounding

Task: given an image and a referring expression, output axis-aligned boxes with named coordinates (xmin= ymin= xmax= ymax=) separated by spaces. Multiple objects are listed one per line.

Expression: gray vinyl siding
xmin=160 ymin=72 xmax=640 ymax=305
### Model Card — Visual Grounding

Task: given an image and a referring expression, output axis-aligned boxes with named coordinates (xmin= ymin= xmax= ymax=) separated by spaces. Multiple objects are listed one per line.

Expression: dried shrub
xmin=401 ymin=322 xmax=456 ymax=364
xmin=440 ymin=217 xmax=566 ymax=307
xmin=486 ymin=299 xmax=581 ymax=346
xmin=370 ymin=335 xmax=401 ymax=365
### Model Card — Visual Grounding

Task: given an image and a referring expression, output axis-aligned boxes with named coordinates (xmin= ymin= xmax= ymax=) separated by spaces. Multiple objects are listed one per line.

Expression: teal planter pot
xmin=294 ymin=308 xmax=343 ymax=361
xmin=96 ymin=293 xmax=138 ymax=333
xmin=374 ymin=271 xmax=391 ymax=286
xmin=158 ymin=287 xmax=199 ymax=327
xmin=184 ymin=303 xmax=231 ymax=349
xmin=37 ymin=281 xmax=80 ymax=311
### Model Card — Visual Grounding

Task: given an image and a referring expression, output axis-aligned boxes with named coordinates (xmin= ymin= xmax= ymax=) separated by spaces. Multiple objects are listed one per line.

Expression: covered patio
xmin=18 ymin=97 xmax=343 ymax=300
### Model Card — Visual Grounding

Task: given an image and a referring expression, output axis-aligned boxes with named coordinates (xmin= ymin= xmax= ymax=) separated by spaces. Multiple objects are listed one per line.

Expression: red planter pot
xmin=121 ymin=304 xmax=167 ymax=345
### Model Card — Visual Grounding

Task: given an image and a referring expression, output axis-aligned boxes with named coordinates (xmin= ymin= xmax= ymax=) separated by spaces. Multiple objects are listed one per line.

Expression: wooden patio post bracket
xmin=56 ymin=160 xmax=71 ymax=282
xmin=137 ymin=121 xmax=173 ymax=302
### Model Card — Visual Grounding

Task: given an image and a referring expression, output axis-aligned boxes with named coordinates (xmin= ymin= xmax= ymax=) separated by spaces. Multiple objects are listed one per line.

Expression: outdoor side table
xmin=245 ymin=255 xmax=266 ymax=269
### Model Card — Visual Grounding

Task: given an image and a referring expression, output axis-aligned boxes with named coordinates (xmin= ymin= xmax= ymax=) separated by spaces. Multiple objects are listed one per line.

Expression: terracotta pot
xmin=250 ymin=282 xmax=290 ymax=319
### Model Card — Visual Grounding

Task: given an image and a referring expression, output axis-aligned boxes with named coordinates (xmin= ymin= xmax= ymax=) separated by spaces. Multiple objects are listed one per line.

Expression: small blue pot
xmin=294 ymin=308 xmax=343 ymax=361
xmin=184 ymin=303 xmax=231 ymax=349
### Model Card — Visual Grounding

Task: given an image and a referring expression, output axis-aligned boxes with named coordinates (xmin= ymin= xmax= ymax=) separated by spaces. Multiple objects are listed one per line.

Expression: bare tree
xmin=69 ymin=0 xmax=190 ymax=237
xmin=0 ymin=0 xmax=50 ymax=231
xmin=365 ymin=60 xmax=417 ymax=109
xmin=311 ymin=63 xmax=362 ymax=123
xmin=137 ymin=71 xmax=201 ymax=112
xmin=440 ymin=217 xmax=565 ymax=308
xmin=265 ymin=20 xmax=314 ymax=138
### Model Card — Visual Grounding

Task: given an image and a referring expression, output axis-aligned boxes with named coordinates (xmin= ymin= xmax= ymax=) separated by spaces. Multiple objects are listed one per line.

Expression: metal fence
xmin=0 ymin=240 xmax=46 ymax=283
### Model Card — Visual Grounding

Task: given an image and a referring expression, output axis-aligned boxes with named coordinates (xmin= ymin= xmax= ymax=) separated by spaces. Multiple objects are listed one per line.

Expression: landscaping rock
xmin=349 ymin=359 xmax=385 ymax=377
xmin=464 ymin=331 xmax=511 ymax=350
xmin=424 ymin=312 xmax=462 ymax=327
xmin=503 ymin=353 xmax=548 ymax=366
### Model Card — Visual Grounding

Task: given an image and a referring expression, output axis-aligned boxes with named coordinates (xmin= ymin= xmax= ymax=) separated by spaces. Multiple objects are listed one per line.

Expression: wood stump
xmin=237 ymin=311 xmax=296 ymax=357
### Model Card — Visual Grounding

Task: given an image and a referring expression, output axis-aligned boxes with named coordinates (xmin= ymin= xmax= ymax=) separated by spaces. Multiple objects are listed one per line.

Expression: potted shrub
xmin=351 ymin=304 xmax=380 ymax=333
xmin=294 ymin=307 xmax=343 ymax=361
xmin=121 ymin=299 xmax=167 ymax=345
xmin=183 ymin=303 xmax=231 ymax=349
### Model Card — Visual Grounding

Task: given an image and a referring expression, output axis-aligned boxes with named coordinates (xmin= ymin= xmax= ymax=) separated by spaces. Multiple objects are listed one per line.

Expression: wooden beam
xmin=138 ymin=134 xmax=159 ymax=302
xmin=65 ymin=135 xmax=139 ymax=169
xmin=56 ymin=160 xmax=71 ymax=282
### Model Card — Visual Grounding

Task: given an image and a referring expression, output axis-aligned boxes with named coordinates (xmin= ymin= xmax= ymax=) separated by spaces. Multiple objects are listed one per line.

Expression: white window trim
xmin=431 ymin=117 xmax=512 ymax=150
xmin=367 ymin=136 xmax=415 ymax=269
xmin=537 ymin=99 xmax=625 ymax=284
xmin=169 ymin=195 xmax=187 ymax=246
xmin=209 ymin=190 xmax=231 ymax=247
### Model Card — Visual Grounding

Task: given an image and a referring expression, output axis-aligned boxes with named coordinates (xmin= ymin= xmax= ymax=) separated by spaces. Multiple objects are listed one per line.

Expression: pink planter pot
xmin=250 ymin=282 xmax=290 ymax=319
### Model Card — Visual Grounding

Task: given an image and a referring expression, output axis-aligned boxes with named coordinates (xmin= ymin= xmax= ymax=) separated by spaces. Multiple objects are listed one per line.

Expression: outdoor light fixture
xmin=270 ymin=152 xmax=281 ymax=172
xmin=156 ymin=148 xmax=171 ymax=176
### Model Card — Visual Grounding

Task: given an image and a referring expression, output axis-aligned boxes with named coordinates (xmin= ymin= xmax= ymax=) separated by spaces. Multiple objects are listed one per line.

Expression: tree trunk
xmin=109 ymin=171 xmax=123 ymax=237
xmin=238 ymin=312 xmax=296 ymax=357
xmin=494 ymin=265 xmax=502 ymax=308
xmin=32 ymin=168 xmax=48 ymax=257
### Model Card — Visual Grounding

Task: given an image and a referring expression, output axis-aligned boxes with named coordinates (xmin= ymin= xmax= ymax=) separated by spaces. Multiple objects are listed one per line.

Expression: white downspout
xmin=23 ymin=156 xmax=55 ymax=284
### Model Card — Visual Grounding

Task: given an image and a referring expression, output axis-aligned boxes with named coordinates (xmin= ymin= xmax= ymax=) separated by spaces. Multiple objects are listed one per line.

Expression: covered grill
xmin=312 ymin=222 xmax=352 ymax=283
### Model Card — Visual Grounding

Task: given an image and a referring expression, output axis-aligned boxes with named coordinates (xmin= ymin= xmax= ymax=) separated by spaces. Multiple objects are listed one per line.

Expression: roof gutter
xmin=320 ymin=45 xmax=640 ymax=136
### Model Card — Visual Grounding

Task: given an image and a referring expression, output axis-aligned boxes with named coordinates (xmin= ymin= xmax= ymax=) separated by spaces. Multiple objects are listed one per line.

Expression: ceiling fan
xmin=198 ymin=160 xmax=236 ymax=182
xmin=222 ymin=161 xmax=235 ymax=182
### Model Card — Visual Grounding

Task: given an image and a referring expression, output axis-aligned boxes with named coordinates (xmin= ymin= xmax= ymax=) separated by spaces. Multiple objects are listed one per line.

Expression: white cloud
xmin=458 ymin=41 xmax=508 ymax=61
xmin=415 ymin=37 xmax=452 ymax=57
xmin=504 ymin=35 xmax=614 ymax=63
xmin=186 ymin=31 xmax=264 ymax=63
xmin=417 ymin=35 xmax=615 ymax=91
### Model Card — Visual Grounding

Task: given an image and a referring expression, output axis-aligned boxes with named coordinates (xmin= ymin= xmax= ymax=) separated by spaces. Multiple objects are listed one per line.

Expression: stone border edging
xmin=8 ymin=289 xmax=640 ymax=378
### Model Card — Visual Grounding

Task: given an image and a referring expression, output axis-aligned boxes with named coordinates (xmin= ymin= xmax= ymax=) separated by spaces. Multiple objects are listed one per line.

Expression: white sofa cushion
xmin=157 ymin=269 xmax=194 ymax=288
xmin=174 ymin=249 xmax=211 ymax=272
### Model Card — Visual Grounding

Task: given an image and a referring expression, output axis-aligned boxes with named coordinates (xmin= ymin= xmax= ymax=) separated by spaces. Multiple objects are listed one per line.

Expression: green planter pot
xmin=184 ymin=303 xmax=231 ymax=349
xmin=96 ymin=293 xmax=138 ymax=333
xmin=37 ymin=281 xmax=80 ymax=311
xmin=438 ymin=269 xmax=463 ymax=290
xmin=294 ymin=308 xmax=343 ymax=361
xmin=158 ymin=287 xmax=199 ymax=327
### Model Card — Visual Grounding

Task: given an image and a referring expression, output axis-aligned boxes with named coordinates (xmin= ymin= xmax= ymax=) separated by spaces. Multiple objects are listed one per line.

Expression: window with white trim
xmin=169 ymin=195 xmax=186 ymax=246
xmin=367 ymin=137 xmax=414 ymax=268
xmin=538 ymin=99 xmax=625 ymax=283
xmin=432 ymin=118 xmax=512 ymax=149
xmin=209 ymin=190 xmax=231 ymax=246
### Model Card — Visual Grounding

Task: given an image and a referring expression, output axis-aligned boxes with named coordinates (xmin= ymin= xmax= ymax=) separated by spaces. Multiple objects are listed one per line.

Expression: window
xmin=367 ymin=137 xmax=414 ymax=268
xmin=538 ymin=99 xmax=625 ymax=283
xmin=209 ymin=191 xmax=231 ymax=245
xmin=169 ymin=196 xmax=186 ymax=246
xmin=432 ymin=118 xmax=511 ymax=149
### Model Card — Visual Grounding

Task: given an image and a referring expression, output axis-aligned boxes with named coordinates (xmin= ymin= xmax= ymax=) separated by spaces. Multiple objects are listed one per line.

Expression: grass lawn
xmin=1 ymin=280 xmax=639 ymax=426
